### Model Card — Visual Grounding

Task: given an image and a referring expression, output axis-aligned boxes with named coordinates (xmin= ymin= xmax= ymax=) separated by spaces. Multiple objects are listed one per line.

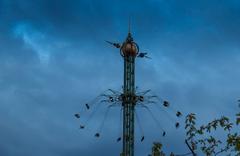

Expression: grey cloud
xmin=0 ymin=0 xmax=240 ymax=156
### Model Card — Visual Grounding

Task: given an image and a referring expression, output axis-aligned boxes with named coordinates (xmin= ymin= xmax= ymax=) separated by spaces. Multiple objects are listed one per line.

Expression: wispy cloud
xmin=13 ymin=22 xmax=69 ymax=64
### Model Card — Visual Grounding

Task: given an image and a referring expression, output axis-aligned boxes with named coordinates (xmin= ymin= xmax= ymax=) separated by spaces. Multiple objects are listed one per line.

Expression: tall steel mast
xmin=121 ymin=30 xmax=139 ymax=156
xmin=106 ymin=26 xmax=141 ymax=156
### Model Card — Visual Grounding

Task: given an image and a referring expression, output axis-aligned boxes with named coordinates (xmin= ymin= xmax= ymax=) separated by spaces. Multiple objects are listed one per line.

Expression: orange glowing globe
xmin=121 ymin=42 xmax=139 ymax=57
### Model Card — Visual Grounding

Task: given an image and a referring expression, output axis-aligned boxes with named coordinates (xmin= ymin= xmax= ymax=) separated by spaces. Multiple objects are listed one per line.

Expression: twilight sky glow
xmin=0 ymin=0 xmax=240 ymax=156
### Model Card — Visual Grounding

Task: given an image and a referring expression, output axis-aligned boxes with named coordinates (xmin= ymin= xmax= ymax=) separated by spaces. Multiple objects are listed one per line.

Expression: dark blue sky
xmin=0 ymin=0 xmax=240 ymax=156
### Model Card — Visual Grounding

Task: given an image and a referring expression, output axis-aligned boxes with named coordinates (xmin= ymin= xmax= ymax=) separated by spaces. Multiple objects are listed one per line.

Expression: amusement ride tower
xmin=75 ymin=24 xmax=182 ymax=156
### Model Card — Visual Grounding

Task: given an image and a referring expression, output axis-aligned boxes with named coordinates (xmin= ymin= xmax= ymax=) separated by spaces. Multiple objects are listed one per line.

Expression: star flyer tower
xmin=119 ymin=29 xmax=138 ymax=156
xmin=75 ymin=23 xmax=182 ymax=156
xmin=105 ymin=25 xmax=152 ymax=156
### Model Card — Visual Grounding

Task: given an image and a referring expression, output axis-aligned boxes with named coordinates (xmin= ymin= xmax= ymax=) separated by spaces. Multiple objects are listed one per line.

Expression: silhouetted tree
xmin=150 ymin=103 xmax=240 ymax=156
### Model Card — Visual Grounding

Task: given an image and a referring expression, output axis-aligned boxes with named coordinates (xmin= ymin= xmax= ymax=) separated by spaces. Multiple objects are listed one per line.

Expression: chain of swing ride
xmin=75 ymin=88 xmax=183 ymax=141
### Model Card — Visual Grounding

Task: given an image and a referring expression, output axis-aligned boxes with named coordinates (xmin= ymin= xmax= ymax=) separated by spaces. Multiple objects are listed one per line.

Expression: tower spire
xmin=126 ymin=17 xmax=133 ymax=42
xmin=128 ymin=17 xmax=131 ymax=34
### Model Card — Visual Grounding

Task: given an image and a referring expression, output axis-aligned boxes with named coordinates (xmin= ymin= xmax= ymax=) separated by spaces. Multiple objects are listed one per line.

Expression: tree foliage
xmin=185 ymin=113 xmax=239 ymax=155
xmin=150 ymin=103 xmax=240 ymax=156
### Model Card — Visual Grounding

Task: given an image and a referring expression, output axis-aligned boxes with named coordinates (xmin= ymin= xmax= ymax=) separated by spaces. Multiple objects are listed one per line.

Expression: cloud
xmin=0 ymin=0 xmax=240 ymax=156
xmin=13 ymin=22 xmax=69 ymax=64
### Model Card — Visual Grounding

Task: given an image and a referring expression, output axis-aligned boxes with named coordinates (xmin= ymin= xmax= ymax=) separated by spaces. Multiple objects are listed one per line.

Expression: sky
xmin=0 ymin=0 xmax=240 ymax=156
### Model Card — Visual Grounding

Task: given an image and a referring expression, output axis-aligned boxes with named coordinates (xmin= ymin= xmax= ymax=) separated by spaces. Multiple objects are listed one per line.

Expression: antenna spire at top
xmin=128 ymin=16 xmax=131 ymax=34
xmin=126 ymin=16 xmax=133 ymax=42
